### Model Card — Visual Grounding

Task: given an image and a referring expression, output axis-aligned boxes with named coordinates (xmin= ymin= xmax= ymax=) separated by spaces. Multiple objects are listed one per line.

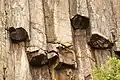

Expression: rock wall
xmin=0 ymin=0 xmax=120 ymax=80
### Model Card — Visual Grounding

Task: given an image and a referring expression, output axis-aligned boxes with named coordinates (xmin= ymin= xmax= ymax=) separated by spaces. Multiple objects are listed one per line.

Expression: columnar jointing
xmin=71 ymin=14 xmax=113 ymax=49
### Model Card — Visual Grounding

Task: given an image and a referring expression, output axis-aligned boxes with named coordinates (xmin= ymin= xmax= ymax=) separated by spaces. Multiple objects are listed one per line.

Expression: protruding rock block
xmin=47 ymin=50 xmax=59 ymax=65
xmin=46 ymin=43 xmax=59 ymax=64
xmin=55 ymin=54 xmax=76 ymax=69
xmin=27 ymin=50 xmax=48 ymax=67
xmin=6 ymin=27 xmax=29 ymax=43
xmin=71 ymin=14 xmax=89 ymax=30
xmin=26 ymin=46 xmax=40 ymax=53
xmin=55 ymin=46 xmax=77 ymax=69
xmin=47 ymin=43 xmax=58 ymax=52
xmin=88 ymin=32 xmax=113 ymax=49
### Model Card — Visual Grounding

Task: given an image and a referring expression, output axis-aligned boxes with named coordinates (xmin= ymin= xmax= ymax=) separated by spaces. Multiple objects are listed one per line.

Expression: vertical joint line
xmin=45 ymin=51 xmax=53 ymax=80
xmin=68 ymin=0 xmax=71 ymax=18
xmin=28 ymin=0 xmax=32 ymax=40
xmin=3 ymin=68 xmax=6 ymax=80
xmin=85 ymin=0 xmax=91 ymax=19
xmin=4 ymin=0 xmax=8 ymax=54
xmin=42 ymin=0 xmax=48 ymax=43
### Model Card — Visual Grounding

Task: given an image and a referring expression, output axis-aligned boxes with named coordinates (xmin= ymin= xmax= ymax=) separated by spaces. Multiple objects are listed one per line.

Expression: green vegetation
xmin=93 ymin=57 xmax=120 ymax=80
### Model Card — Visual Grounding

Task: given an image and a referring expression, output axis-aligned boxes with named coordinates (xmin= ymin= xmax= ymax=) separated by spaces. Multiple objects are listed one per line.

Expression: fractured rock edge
xmin=88 ymin=32 xmax=113 ymax=49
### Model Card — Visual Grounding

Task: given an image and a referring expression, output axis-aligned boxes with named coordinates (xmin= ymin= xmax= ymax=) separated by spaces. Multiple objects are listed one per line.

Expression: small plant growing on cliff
xmin=93 ymin=57 xmax=120 ymax=80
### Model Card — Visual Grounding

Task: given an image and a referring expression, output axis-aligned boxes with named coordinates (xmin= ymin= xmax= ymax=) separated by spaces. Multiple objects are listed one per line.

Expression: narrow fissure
xmin=42 ymin=0 xmax=48 ymax=42
xmin=45 ymin=51 xmax=53 ymax=80
xmin=27 ymin=0 xmax=32 ymax=40
xmin=42 ymin=0 xmax=54 ymax=80
xmin=3 ymin=0 xmax=7 ymax=80
xmin=3 ymin=68 xmax=6 ymax=80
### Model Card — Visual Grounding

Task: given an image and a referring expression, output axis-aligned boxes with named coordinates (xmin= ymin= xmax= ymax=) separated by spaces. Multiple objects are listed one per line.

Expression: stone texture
xmin=69 ymin=0 xmax=94 ymax=80
xmin=26 ymin=46 xmax=40 ymax=53
xmin=28 ymin=0 xmax=51 ymax=80
xmin=47 ymin=51 xmax=59 ymax=65
xmin=8 ymin=27 xmax=29 ymax=43
xmin=29 ymin=0 xmax=46 ymax=52
xmin=71 ymin=14 xmax=90 ymax=30
xmin=9 ymin=43 xmax=32 ymax=80
xmin=55 ymin=46 xmax=76 ymax=69
xmin=0 ymin=0 xmax=120 ymax=80
xmin=53 ymin=0 xmax=72 ymax=44
xmin=88 ymin=32 xmax=113 ymax=49
xmin=87 ymin=0 xmax=114 ymax=43
xmin=28 ymin=51 xmax=47 ymax=67
xmin=111 ymin=0 xmax=120 ymax=52
xmin=0 ymin=0 xmax=7 ymax=80
xmin=43 ymin=0 xmax=76 ymax=80
xmin=5 ymin=0 xmax=32 ymax=80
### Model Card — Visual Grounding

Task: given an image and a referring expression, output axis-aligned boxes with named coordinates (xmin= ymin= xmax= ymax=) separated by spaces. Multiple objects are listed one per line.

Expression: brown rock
xmin=71 ymin=14 xmax=89 ymax=30
xmin=88 ymin=32 xmax=113 ymax=49
xmin=55 ymin=46 xmax=77 ymax=69
xmin=7 ymin=27 xmax=29 ymax=43
xmin=27 ymin=51 xmax=48 ymax=67
xmin=47 ymin=50 xmax=59 ymax=65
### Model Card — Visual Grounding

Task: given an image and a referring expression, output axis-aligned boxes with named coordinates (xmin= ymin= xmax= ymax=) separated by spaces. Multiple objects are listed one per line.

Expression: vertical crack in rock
xmin=110 ymin=1 xmax=120 ymax=53
xmin=27 ymin=0 xmax=32 ymax=40
xmin=45 ymin=45 xmax=59 ymax=80
xmin=42 ymin=0 xmax=56 ymax=79
xmin=3 ymin=1 xmax=8 ymax=80
xmin=3 ymin=68 xmax=6 ymax=80
xmin=45 ymin=51 xmax=54 ymax=80
xmin=42 ymin=0 xmax=56 ymax=43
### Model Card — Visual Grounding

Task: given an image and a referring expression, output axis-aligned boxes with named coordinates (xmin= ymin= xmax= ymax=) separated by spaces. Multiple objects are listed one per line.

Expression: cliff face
xmin=0 ymin=0 xmax=120 ymax=80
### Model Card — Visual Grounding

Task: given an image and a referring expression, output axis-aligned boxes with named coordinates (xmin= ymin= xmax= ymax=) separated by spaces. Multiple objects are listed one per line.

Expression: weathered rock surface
xmin=56 ymin=46 xmax=76 ymax=69
xmin=88 ymin=32 xmax=113 ymax=49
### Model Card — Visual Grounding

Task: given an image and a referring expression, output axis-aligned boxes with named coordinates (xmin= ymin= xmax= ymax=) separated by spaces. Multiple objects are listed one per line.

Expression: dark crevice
xmin=47 ymin=64 xmax=53 ymax=80
xmin=115 ymin=51 xmax=120 ymax=59
xmin=84 ymin=74 xmax=92 ymax=80
xmin=45 ymin=51 xmax=53 ymax=80
xmin=42 ymin=1 xmax=54 ymax=80
xmin=3 ymin=0 xmax=7 ymax=80
xmin=3 ymin=68 xmax=6 ymax=80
